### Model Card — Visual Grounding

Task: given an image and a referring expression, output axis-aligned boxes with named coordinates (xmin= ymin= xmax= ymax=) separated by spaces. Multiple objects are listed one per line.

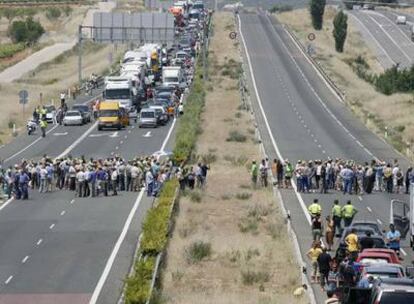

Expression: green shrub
xmin=46 ymin=7 xmax=61 ymax=20
xmin=185 ymin=241 xmax=212 ymax=264
xmin=227 ymin=130 xmax=247 ymax=142
xmin=8 ymin=17 xmax=44 ymax=45
xmin=0 ymin=43 xmax=25 ymax=58
xmin=125 ymin=257 xmax=155 ymax=304
xmin=241 ymin=269 xmax=270 ymax=285
xmin=189 ymin=190 xmax=202 ymax=203
xmin=235 ymin=192 xmax=252 ymax=200
xmin=269 ymin=4 xmax=293 ymax=13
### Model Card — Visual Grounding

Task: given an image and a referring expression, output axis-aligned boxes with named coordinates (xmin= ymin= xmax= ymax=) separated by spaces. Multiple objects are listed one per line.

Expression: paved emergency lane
xmin=350 ymin=9 xmax=414 ymax=69
xmin=239 ymin=12 xmax=413 ymax=301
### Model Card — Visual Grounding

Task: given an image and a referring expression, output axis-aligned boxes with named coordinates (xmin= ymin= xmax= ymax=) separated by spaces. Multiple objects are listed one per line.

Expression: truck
xmin=103 ymin=76 xmax=136 ymax=110
xmin=162 ymin=66 xmax=184 ymax=87
xmin=97 ymin=101 xmax=129 ymax=130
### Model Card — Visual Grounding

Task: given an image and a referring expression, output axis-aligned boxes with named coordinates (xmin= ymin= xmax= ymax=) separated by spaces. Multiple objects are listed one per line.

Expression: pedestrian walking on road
xmin=331 ymin=200 xmax=342 ymax=237
xmin=307 ymin=241 xmax=323 ymax=283
xmin=325 ymin=215 xmax=334 ymax=251
xmin=317 ymin=247 xmax=332 ymax=291
xmin=341 ymin=200 xmax=357 ymax=227
xmin=311 ymin=215 xmax=323 ymax=241
xmin=308 ymin=198 xmax=322 ymax=219
xmin=40 ymin=119 xmax=47 ymax=138
xmin=284 ymin=159 xmax=293 ymax=188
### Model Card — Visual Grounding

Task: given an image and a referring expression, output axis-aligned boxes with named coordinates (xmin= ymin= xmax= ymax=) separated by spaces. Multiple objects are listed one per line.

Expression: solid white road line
xmin=160 ymin=118 xmax=177 ymax=152
xmin=89 ymin=189 xmax=145 ymax=304
xmin=0 ymin=197 xmax=15 ymax=212
xmin=358 ymin=196 xmax=363 ymax=201
xmin=55 ymin=121 xmax=98 ymax=159
xmin=376 ymin=218 xmax=383 ymax=225
xmin=36 ymin=238 xmax=43 ymax=246
xmin=22 ymin=255 xmax=29 ymax=264
xmin=238 ymin=14 xmax=311 ymax=225
xmin=5 ymin=275 xmax=13 ymax=285
xmin=4 ymin=124 xmax=59 ymax=163
xmin=401 ymin=248 xmax=407 ymax=256
xmin=70 ymin=199 xmax=75 ymax=204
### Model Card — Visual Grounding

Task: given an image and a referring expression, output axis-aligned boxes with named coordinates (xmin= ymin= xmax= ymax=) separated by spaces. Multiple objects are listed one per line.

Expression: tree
xmin=333 ymin=10 xmax=348 ymax=53
xmin=309 ymin=0 xmax=326 ymax=30
xmin=8 ymin=17 xmax=45 ymax=45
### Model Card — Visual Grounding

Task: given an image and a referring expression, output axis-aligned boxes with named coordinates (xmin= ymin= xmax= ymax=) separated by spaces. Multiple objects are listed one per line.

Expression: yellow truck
xmin=97 ymin=101 xmax=129 ymax=130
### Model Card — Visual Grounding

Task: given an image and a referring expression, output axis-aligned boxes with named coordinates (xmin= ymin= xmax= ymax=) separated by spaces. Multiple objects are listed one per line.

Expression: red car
xmin=357 ymin=249 xmax=400 ymax=266
xmin=362 ymin=249 xmax=400 ymax=264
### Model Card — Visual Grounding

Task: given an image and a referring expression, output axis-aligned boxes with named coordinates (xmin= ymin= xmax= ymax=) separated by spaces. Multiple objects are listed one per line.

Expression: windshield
xmin=380 ymin=292 xmax=414 ymax=303
xmin=189 ymin=12 xmax=200 ymax=19
xmin=105 ymin=89 xmax=131 ymax=100
xmin=99 ymin=109 xmax=119 ymax=117
xmin=164 ymin=77 xmax=179 ymax=83
xmin=141 ymin=111 xmax=155 ymax=118
xmin=72 ymin=105 xmax=88 ymax=112
xmin=45 ymin=106 xmax=55 ymax=112
xmin=65 ymin=112 xmax=80 ymax=117
xmin=360 ymin=258 xmax=389 ymax=264
xmin=193 ymin=4 xmax=204 ymax=10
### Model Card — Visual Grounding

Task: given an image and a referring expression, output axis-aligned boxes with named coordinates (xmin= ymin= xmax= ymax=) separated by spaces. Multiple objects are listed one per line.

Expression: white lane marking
xmin=115 ymin=146 xmax=119 ymax=150
xmin=401 ymin=248 xmax=407 ymax=256
xmin=348 ymin=13 xmax=396 ymax=67
xmin=89 ymin=189 xmax=145 ymax=304
xmin=322 ymin=150 xmax=326 ymax=154
xmin=36 ymin=238 xmax=43 ymax=246
xmin=128 ymin=130 xmax=131 ymax=134
xmin=89 ymin=133 xmax=107 ymax=138
xmin=60 ymin=210 xmax=66 ymax=216
xmin=109 ymin=131 xmax=119 ymax=138
xmin=160 ymin=118 xmax=177 ymax=152
xmin=55 ymin=121 xmax=98 ymax=159
xmin=0 ymin=197 xmax=14 ymax=212
xmin=238 ymin=14 xmax=311 ymax=225
xmin=3 ymin=124 xmax=59 ymax=163
xmin=376 ymin=218 xmax=383 ymax=225
xmin=120 ymin=140 xmax=124 ymax=144
xmin=358 ymin=196 xmax=363 ymax=201
xmin=367 ymin=206 xmax=372 ymax=212
xmin=70 ymin=199 xmax=75 ymax=204
xmin=371 ymin=11 xmax=413 ymax=44
xmin=49 ymin=223 xmax=55 ymax=229
xmin=5 ymin=275 xmax=13 ymax=285
xmin=124 ymin=135 xmax=128 ymax=139
xmin=110 ymin=152 xmax=114 ymax=155
xmin=143 ymin=131 xmax=152 ymax=138
xmin=22 ymin=255 xmax=29 ymax=264
xmin=53 ymin=132 xmax=68 ymax=136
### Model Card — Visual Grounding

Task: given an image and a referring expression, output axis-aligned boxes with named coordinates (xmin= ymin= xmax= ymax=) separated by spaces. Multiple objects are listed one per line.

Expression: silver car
xmin=139 ymin=109 xmax=157 ymax=128
xmin=63 ymin=110 xmax=83 ymax=126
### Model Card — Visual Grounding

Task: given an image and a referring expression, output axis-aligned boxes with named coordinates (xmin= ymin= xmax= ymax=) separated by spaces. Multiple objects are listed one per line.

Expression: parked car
xmin=396 ymin=15 xmax=407 ymax=25
xmin=361 ymin=249 xmax=400 ymax=264
xmin=350 ymin=221 xmax=384 ymax=237
xmin=361 ymin=263 xmax=406 ymax=279
xmin=149 ymin=105 xmax=169 ymax=125
xmin=72 ymin=104 xmax=91 ymax=123
xmin=44 ymin=105 xmax=56 ymax=123
xmin=357 ymin=252 xmax=396 ymax=265
xmin=139 ymin=108 xmax=157 ymax=128
xmin=63 ymin=110 xmax=83 ymax=126
xmin=369 ymin=278 xmax=414 ymax=303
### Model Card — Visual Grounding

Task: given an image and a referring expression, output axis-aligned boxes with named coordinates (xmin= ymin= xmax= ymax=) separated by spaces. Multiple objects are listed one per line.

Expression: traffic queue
xmin=27 ymin=0 xmax=208 ymax=135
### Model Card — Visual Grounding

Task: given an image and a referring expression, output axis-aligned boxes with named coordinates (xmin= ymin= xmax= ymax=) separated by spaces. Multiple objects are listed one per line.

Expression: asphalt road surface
xmin=0 ymin=89 xmax=178 ymax=304
xmin=238 ymin=11 xmax=414 ymax=302
xmin=349 ymin=9 xmax=414 ymax=69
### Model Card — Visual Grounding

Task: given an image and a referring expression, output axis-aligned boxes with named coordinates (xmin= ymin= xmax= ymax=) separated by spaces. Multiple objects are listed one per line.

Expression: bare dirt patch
xmin=160 ymin=12 xmax=307 ymax=304
xmin=277 ymin=7 xmax=414 ymax=156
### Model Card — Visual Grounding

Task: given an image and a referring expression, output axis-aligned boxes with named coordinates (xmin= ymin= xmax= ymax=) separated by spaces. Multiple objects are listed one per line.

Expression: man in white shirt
xmin=111 ymin=168 xmax=118 ymax=196
xmin=76 ymin=168 xmax=85 ymax=197
xmin=39 ymin=165 xmax=48 ymax=193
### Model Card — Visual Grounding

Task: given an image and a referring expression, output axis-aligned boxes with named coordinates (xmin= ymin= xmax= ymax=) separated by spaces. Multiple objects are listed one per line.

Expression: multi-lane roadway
xmin=238 ymin=10 xmax=413 ymax=302
xmin=0 ymin=88 xmax=178 ymax=304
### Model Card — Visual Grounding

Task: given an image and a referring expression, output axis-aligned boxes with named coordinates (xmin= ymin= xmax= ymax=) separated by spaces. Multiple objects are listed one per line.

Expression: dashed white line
xmin=120 ymin=140 xmax=123 ymax=144
xmin=376 ymin=218 xmax=383 ymax=225
xmin=22 ymin=255 xmax=29 ymax=264
xmin=124 ymin=135 xmax=128 ymax=139
xmin=367 ymin=206 xmax=372 ymax=212
xmin=5 ymin=275 xmax=13 ymax=285
xmin=317 ymin=144 xmax=321 ymax=148
xmin=70 ymin=199 xmax=75 ymax=204
xmin=110 ymin=152 xmax=114 ymax=155
xmin=311 ymin=134 xmax=314 ymax=137
xmin=358 ymin=196 xmax=363 ymax=201
xmin=128 ymin=130 xmax=132 ymax=134
xmin=314 ymin=139 xmax=318 ymax=143
xmin=49 ymin=224 xmax=55 ymax=229
xmin=401 ymin=248 xmax=407 ymax=256
xmin=115 ymin=146 xmax=119 ymax=150
xmin=60 ymin=210 xmax=66 ymax=216
xmin=36 ymin=238 xmax=43 ymax=246
xmin=322 ymin=150 xmax=326 ymax=154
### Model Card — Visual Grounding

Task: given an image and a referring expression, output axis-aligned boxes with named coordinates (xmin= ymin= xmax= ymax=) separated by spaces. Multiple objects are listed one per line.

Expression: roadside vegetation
xmin=160 ymin=12 xmax=307 ymax=304
xmin=277 ymin=6 xmax=414 ymax=157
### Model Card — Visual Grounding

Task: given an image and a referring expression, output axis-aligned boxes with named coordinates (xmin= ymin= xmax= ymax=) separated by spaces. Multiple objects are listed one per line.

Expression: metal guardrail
xmin=283 ymin=25 xmax=346 ymax=102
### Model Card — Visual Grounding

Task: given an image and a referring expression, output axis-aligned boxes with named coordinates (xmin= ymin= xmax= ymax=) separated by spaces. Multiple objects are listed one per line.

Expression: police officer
xmin=19 ymin=169 xmax=30 ymax=200
xmin=40 ymin=119 xmax=47 ymax=138
xmin=331 ymin=200 xmax=342 ymax=237
xmin=308 ymin=198 xmax=322 ymax=219
xmin=341 ymin=200 xmax=358 ymax=227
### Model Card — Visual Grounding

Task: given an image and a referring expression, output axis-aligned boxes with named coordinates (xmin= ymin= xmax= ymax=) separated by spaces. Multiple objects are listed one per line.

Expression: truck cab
xmin=103 ymin=76 xmax=136 ymax=111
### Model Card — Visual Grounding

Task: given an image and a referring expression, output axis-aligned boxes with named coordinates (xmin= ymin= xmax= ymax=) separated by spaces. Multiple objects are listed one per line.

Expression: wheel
xmin=117 ymin=125 xmax=121 ymax=130
xmin=98 ymin=126 xmax=102 ymax=131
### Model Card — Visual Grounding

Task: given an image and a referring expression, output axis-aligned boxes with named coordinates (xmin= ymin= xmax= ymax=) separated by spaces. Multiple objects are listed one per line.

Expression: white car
xmin=44 ymin=105 xmax=56 ymax=123
xmin=396 ymin=15 xmax=407 ymax=25
xmin=63 ymin=110 xmax=83 ymax=126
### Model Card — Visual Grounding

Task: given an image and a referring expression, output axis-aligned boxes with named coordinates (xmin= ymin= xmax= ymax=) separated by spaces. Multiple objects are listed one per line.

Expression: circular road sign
xmin=229 ymin=31 xmax=237 ymax=40
xmin=308 ymin=33 xmax=316 ymax=41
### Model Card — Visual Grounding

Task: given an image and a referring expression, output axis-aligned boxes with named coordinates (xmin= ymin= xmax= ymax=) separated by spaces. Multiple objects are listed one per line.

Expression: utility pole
xmin=78 ymin=25 xmax=83 ymax=85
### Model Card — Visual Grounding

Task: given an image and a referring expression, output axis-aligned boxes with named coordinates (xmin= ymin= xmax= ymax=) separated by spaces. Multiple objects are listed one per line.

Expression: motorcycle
xmin=27 ymin=120 xmax=37 ymax=135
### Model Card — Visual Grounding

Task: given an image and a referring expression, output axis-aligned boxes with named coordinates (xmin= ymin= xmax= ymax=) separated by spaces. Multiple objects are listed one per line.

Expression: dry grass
xmin=161 ymin=12 xmax=307 ymax=304
xmin=115 ymin=0 xmax=145 ymax=12
xmin=277 ymin=7 xmax=414 ymax=156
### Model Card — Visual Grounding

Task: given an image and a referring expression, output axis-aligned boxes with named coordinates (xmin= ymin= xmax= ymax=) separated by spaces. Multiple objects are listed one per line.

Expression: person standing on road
xmin=145 ymin=168 xmax=154 ymax=197
xmin=111 ymin=167 xmax=118 ymax=196
xmin=76 ymin=168 xmax=85 ymax=198
xmin=307 ymin=241 xmax=323 ymax=283
xmin=345 ymin=228 xmax=359 ymax=261
xmin=341 ymin=200 xmax=357 ymax=227
xmin=19 ymin=169 xmax=30 ymax=200
xmin=39 ymin=165 xmax=48 ymax=193
xmin=340 ymin=165 xmax=354 ymax=195
xmin=331 ymin=200 xmax=342 ymax=237
xmin=308 ymin=199 xmax=322 ymax=219
xmin=46 ymin=163 xmax=54 ymax=192
xmin=317 ymin=247 xmax=332 ymax=291
xmin=40 ymin=119 xmax=47 ymax=138
xmin=311 ymin=215 xmax=323 ymax=241
xmin=284 ymin=159 xmax=293 ymax=188
xmin=405 ymin=166 xmax=412 ymax=194
xmin=325 ymin=215 xmax=334 ymax=251
xmin=359 ymin=230 xmax=375 ymax=251
xmin=384 ymin=163 xmax=393 ymax=193
xmin=386 ymin=223 xmax=401 ymax=256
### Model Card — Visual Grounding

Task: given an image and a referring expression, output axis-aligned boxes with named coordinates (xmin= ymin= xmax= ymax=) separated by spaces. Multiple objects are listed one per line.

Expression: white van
xmin=396 ymin=15 xmax=407 ymax=25
xmin=139 ymin=108 xmax=157 ymax=128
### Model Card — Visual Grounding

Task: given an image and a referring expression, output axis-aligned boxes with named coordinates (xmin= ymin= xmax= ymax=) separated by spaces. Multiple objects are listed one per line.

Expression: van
xmin=396 ymin=15 xmax=407 ymax=25
xmin=139 ymin=108 xmax=157 ymax=128
xmin=98 ymin=101 xmax=129 ymax=130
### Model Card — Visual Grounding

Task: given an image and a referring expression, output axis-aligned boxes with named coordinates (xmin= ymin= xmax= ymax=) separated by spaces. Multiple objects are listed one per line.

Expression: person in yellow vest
xmin=341 ymin=200 xmax=357 ymax=227
xmin=40 ymin=106 xmax=47 ymax=121
xmin=40 ymin=119 xmax=47 ymax=138
xmin=308 ymin=198 xmax=322 ymax=219
xmin=331 ymin=199 xmax=342 ymax=237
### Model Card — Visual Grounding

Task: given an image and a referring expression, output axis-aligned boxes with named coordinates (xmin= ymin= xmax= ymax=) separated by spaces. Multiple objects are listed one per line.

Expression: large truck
xmin=103 ymin=76 xmax=136 ymax=110
xmin=162 ymin=66 xmax=184 ymax=87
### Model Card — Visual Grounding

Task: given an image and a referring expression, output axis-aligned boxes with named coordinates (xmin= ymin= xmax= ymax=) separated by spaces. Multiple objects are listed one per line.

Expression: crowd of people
xmin=251 ymin=157 xmax=413 ymax=195
xmin=305 ymin=198 xmax=402 ymax=303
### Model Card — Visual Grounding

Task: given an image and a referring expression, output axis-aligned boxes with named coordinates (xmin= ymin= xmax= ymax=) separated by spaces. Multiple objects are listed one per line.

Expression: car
xmin=396 ymin=15 xmax=407 ymax=25
xmin=156 ymin=91 xmax=179 ymax=104
xmin=361 ymin=264 xmax=405 ymax=279
xmin=174 ymin=51 xmax=190 ymax=65
xmin=357 ymin=252 xmax=396 ymax=265
xmin=369 ymin=278 xmax=414 ymax=303
xmin=72 ymin=104 xmax=91 ymax=123
xmin=155 ymin=85 xmax=176 ymax=94
xmin=149 ymin=105 xmax=169 ymax=125
xmin=362 ymin=249 xmax=400 ymax=264
xmin=139 ymin=108 xmax=157 ymax=128
xmin=63 ymin=110 xmax=83 ymax=126
xmin=350 ymin=221 xmax=384 ymax=237
xmin=44 ymin=105 xmax=56 ymax=123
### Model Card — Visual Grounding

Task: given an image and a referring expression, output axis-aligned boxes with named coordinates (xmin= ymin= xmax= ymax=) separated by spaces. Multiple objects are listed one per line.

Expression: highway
xmin=238 ymin=11 xmax=413 ymax=302
xmin=349 ymin=8 xmax=414 ymax=69
xmin=0 ymin=87 xmax=177 ymax=304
